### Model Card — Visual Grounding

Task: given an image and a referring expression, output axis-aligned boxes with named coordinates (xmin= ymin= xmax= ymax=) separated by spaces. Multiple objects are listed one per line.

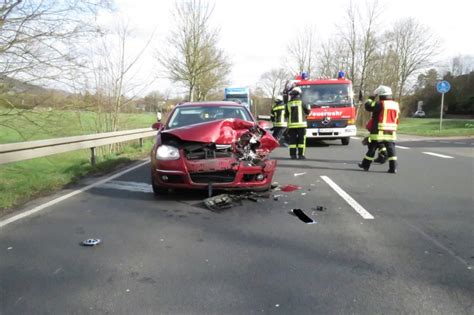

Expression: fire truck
xmin=284 ymin=71 xmax=357 ymax=145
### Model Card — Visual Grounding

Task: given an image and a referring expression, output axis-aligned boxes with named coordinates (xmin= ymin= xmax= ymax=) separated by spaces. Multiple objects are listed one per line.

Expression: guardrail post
xmin=139 ymin=138 xmax=143 ymax=147
xmin=90 ymin=147 xmax=96 ymax=166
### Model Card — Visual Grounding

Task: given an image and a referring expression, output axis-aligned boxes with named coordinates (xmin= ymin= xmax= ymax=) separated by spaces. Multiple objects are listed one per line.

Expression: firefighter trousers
xmin=272 ymin=127 xmax=287 ymax=145
xmin=361 ymin=140 xmax=397 ymax=171
xmin=288 ymin=128 xmax=306 ymax=157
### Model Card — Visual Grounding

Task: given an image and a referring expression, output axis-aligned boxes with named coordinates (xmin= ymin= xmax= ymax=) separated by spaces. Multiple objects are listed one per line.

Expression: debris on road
xmin=294 ymin=172 xmax=306 ymax=177
xmin=7 ymin=246 xmax=13 ymax=250
xmin=203 ymin=192 xmax=272 ymax=210
xmin=273 ymin=194 xmax=282 ymax=201
xmin=81 ymin=239 xmax=101 ymax=247
xmin=281 ymin=185 xmax=301 ymax=192
xmin=203 ymin=194 xmax=234 ymax=211
xmin=312 ymin=206 xmax=326 ymax=212
xmin=301 ymin=192 xmax=307 ymax=196
xmin=291 ymin=209 xmax=316 ymax=224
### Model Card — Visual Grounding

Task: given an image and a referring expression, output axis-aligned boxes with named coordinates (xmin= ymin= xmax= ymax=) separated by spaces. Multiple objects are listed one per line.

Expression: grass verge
xmin=0 ymin=139 xmax=154 ymax=215
xmin=397 ymin=118 xmax=474 ymax=137
xmin=357 ymin=118 xmax=474 ymax=137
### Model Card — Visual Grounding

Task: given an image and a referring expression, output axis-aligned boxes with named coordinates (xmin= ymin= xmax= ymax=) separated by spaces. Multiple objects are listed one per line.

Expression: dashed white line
xmin=396 ymin=145 xmax=410 ymax=149
xmin=0 ymin=160 xmax=151 ymax=229
xmin=422 ymin=152 xmax=454 ymax=159
xmin=320 ymin=176 xmax=374 ymax=220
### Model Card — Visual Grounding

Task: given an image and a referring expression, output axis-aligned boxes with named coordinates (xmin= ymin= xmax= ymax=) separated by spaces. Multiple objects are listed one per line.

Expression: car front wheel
xmin=341 ymin=137 xmax=350 ymax=145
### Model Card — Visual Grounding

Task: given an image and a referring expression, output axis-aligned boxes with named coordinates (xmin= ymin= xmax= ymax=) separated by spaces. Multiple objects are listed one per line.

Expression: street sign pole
xmin=440 ymin=92 xmax=444 ymax=131
xmin=436 ymin=80 xmax=451 ymax=132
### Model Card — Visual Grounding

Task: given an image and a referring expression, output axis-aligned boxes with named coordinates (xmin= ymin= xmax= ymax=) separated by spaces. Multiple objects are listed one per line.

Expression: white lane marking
xmin=422 ymin=152 xmax=454 ymax=159
xmin=0 ymin=160 xmax=150 ymax=229
xmin=351 ymin=137 xmax=361 ymax=140
xmin=396 ymin=145 xmax=410 ymax=149
xmin=320 ymin=176 xmax=374 ymax=220
xmin=98 ymin=180 xmax=152 ymax=193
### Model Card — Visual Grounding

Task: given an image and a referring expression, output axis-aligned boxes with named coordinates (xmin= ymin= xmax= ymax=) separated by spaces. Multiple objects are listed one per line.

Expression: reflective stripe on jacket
xmin=286 ymin=100 xmax=308 ymax=128
xmin=271 ymin=104 xmax=287 ymax=127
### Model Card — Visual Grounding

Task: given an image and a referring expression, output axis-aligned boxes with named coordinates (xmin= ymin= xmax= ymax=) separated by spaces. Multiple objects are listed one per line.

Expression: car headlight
xmin=156 ymin=145 xmax=180 ymax=160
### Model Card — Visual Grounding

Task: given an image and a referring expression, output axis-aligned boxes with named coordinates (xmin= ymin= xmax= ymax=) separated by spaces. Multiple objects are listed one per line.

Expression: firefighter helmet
xmin=275 ymin=95 xmax=283 ymax=104
xmin=373 ymin=85 xmax=392 ymax=96
xmin=289 ymin=87 xmax=302 ymax=96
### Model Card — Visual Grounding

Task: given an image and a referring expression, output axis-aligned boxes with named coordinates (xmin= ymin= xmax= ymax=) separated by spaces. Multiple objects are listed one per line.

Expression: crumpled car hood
xmin=161 ymin=119 xmax=279 ymax=152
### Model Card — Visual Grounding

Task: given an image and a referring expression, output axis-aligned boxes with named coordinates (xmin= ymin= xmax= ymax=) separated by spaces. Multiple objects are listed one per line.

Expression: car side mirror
xmin=152 ymin=122 xmax=163 ymax=130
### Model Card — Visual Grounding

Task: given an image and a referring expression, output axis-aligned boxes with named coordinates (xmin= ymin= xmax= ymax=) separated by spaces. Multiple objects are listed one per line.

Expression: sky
xmin=101 ymin=0 xmax=473 ymax=97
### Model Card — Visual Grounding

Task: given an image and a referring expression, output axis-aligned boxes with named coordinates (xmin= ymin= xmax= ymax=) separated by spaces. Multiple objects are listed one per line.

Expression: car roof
xmin=176 ymin=101 xmax=245 ymax=108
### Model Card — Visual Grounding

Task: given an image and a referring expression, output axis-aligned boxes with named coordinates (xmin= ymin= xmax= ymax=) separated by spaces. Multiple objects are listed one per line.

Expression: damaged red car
xmin=150 ymin=102 xmax=279 ymax=194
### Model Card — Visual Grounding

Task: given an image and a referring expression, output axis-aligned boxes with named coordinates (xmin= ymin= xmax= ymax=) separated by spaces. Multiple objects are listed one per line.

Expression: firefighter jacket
xmin=365 ymin=98 xmax=400 ymax=141
xmin=271 ymin=103 xmax=287 ymax=127
xmin=285 ymin=98 xmax=310 ymax=128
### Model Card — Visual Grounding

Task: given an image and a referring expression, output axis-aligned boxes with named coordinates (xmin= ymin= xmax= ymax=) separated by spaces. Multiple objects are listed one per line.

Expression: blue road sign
xmin=436 ymin=80 xmax=451 ymax=94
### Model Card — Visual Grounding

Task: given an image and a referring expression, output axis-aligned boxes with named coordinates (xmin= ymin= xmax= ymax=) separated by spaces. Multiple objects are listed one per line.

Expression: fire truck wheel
xmin=341 ymin=137 xmax=350 ymax=145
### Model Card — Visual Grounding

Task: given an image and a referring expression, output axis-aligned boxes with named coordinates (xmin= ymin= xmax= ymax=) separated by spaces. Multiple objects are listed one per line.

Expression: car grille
xmin=190 ymin=170 xmax=236 ymax=183
xmin=185 ymin=146 xmax=233 ymax=160
xmin=308 ymin=119 xmax=348 ymax=128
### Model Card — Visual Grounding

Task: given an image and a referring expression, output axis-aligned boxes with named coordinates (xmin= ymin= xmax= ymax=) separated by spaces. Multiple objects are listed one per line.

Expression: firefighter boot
xmin=297 ymin=147 xmax=306 ymax=160
xmin=388 ymin=160 xmax=397 ymax=174
xmin=358 ymin=159 xmax=371 ymax=171
xmin=290 ymin=148 xmax=297 ymax=160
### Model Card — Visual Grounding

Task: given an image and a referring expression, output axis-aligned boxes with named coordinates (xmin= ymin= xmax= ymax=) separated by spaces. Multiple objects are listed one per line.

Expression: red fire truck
xmin=284 ymin=71 xmax=357 ymax=145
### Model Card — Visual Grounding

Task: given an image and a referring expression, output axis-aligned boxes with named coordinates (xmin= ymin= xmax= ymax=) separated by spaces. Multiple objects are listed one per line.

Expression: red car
xmin=150 ymin=101 xmax=279 ymax=194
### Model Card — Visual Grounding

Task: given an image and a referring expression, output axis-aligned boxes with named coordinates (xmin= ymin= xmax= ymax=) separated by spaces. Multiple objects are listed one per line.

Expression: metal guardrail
xmin=0 ymin=128 xmax=157 ymax=165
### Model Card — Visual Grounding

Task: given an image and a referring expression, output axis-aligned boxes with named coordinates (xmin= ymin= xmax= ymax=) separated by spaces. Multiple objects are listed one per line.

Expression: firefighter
xmin=285 ymin=87 xmax=310 ymax=159
xmin=270 ymin=95 xmax=287 ymax=146
xmin=358 ymin=85 xmax=400 ymax=173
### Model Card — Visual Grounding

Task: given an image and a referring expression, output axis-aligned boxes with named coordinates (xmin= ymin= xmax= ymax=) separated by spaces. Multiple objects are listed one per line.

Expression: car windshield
xmin=300 ymin=84 xmax=352 ymax=107
xmin=167 ymin=105 xmax=253 ymax=129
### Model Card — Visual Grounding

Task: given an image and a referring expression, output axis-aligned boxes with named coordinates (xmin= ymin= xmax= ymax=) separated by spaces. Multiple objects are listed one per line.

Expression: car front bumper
xmin=151 ymin=157 xmax=276 ymax=190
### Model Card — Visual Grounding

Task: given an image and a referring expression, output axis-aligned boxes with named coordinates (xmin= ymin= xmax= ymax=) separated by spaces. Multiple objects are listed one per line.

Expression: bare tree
xmin=78 ymin=18 xmax=153 ymax=146
xmin=0 ymin=0 xmax=110 ymax=82
xmin=0 ymin=0 xmax=110 ymax=138
xmin=450 ymin=54 xmax=474 ymax=76
xmin=337 ymin=1 xmax=358 ymax=82
xmin=318 ymin=40 xmax=352 ymax=78
xmin=194 ymin=45 xmax=230 ymax=101
xmin=357 ymin=0 xmax=382 ymax=100
xmin=157 ymin=0 xmax=230 ymax=101
xmin=286 ymin=25 xmax=317 ymax=77
xmin=259 ymin=68 xmax=288 ymax=99
xmin=388 ymin=17 xmax=439 ymax=104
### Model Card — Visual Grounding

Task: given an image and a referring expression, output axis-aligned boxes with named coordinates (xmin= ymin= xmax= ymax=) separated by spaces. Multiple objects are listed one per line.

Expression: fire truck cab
xmin=292 ymin=72 xmax=357 ymax=145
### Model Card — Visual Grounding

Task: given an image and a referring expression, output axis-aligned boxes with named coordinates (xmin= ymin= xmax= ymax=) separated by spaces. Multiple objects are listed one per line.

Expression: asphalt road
xmin=1 ymin=136 xmax=473 ymax=314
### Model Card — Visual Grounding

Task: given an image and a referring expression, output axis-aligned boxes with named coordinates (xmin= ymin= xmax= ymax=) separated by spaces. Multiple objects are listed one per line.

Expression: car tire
xmin=152 ymin=181 xmax=168 ymax=195
xmin=341 ymin=137 xmax=350 ymax=145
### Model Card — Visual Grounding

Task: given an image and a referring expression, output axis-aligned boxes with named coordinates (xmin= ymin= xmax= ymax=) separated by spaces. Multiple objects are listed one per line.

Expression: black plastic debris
xmin=270 ymin=183 xmax=279 ymax=190
xmin=291 ymin=209 xmax=316 ymax=224
xmin=312 ymin=206 xmax=326 ymax=212
xmin=203 ymin=191 xmax=270 ymax=211
xmin=81 ymin=239 xmax=101 ymax=246
xmin=204 ymin=194 xmax=234 ymax=211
